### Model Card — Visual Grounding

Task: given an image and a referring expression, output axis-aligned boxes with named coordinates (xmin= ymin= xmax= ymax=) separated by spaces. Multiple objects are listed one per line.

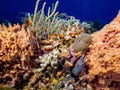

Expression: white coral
xmin=35 ymin=48 xmax=60 ymax=72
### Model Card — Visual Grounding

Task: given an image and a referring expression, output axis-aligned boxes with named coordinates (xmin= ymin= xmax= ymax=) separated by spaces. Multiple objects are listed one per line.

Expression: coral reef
xmin=0 ymin=0 xmax=92 ymax=89
xmin=1 ymin=0 xmax=120 ymax=90
xmin=0 ymin=23 xmax=40 ymax=64
xmin=0 ymin=24 xmax=40 ymax=88
xmin=85 ymin=11 xmax=120 ymax=89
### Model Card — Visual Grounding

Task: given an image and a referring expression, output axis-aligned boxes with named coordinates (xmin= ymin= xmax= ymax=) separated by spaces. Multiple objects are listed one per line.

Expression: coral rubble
xmin=85 ymin=11 xmax=120 ymax=89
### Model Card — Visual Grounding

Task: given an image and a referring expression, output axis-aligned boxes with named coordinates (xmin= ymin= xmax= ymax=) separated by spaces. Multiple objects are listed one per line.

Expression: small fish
xmin=72 ymin=54 xmax=85 ymax=76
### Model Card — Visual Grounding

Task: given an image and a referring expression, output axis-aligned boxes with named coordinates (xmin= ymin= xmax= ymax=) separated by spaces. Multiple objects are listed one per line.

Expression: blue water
xmin=0 ymin=0 xmax=120 ymax=24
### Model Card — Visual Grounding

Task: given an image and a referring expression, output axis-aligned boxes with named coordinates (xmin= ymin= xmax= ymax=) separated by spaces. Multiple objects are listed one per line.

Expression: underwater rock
xmin=85 ymin=11 xmax=120 ymax=89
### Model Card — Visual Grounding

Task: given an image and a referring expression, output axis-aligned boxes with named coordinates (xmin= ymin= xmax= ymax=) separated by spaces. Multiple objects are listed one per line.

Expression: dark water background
xmin=0 ymin=0 xmax=120 ymax=25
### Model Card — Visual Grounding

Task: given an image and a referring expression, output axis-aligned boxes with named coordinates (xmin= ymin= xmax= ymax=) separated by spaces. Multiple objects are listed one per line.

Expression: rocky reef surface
xmin=85 ymin=11 xmax=120 ymax=90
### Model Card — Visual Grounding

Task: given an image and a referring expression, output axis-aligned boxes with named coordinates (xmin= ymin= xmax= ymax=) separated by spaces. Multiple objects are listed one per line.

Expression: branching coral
xmin=27 ymin=0 xmax=59 ymax=40
xmin=26 ymin=0 xmax=86 ymax=41
xmin=35 ymin=48 xmax=60 ymax=72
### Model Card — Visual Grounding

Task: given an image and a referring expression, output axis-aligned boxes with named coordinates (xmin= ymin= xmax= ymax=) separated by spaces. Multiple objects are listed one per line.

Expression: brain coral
xmin=85 ymin=11 xmax=120 ymax=89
